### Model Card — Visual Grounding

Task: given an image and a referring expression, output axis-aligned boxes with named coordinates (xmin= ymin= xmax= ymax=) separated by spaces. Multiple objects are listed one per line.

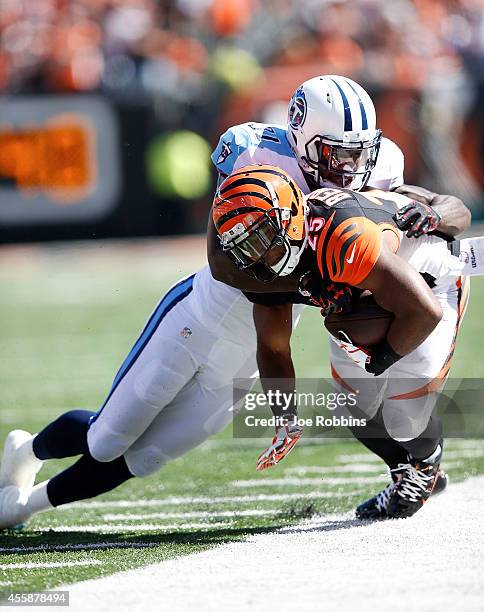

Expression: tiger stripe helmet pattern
xmin=212 ymin=165 xmax=307 ymax=282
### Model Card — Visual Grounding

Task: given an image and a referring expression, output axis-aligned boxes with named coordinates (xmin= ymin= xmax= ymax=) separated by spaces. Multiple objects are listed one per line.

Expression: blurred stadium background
xmin=0 ymin=0 xmax=482 ymax=243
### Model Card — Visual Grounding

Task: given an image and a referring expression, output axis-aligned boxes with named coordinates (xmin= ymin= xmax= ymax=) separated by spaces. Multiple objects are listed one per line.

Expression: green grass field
xmin=1 ymin=238 xmax=483 ymax=594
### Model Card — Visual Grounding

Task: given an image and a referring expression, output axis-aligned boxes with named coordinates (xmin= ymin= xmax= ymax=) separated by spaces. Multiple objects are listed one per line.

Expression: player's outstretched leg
xmin=0 ymin=453 xmax=134 ymax=530
xmin=0 ymin=409 xmax=95 ymax=493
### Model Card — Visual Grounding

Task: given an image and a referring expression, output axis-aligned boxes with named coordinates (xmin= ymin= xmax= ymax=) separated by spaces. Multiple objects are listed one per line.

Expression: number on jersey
xmin=310 ymin=188 xmax=351 ymax=207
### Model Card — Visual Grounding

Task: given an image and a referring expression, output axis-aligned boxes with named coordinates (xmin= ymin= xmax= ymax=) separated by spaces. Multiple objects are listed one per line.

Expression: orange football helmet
xmin=212 ymin=165 xmax=307 ymax=282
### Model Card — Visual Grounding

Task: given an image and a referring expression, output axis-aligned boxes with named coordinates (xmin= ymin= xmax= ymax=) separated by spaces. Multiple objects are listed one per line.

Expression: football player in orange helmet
xmin=213 ymin=165 xmax=309 ymax=283
xmin=211 ymin=164 xmax=482 ymax=518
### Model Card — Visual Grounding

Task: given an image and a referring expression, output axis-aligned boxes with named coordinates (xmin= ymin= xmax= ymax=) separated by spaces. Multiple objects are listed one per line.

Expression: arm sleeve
xmin=318 ymin=217 xmax=382 ymax=286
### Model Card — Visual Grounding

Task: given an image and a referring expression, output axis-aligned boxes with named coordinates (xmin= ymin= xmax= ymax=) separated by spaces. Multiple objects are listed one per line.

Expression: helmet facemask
xmin=303 ymin=130 xmax=382 ymax=191
xmin=220 ymin=206 xmax=308 ymax=283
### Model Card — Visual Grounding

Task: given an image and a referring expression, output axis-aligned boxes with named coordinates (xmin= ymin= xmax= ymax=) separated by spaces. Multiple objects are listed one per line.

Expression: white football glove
xmin=256 ymin=418 xmax=303 ymax=472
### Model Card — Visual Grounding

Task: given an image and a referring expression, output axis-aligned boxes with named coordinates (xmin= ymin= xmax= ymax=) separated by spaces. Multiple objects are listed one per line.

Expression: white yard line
xmin=47 ymin=521 xmax=230 ymax=533
xmin=62 ymin=490 xmax=360 ymax=511
xmin=64 ymin=476 xmax=484 ymax=612
xmin=336 ymin=453 xmax=389 ymax=463
xmin=0 ymin=542 xmax=161 ymax=554
xmin=200 ymin=438 xmax=345 ymax=450
xmin=336 ymin=448 xmax=483 ymax=463
xmin=231 ymin=476 xmax=386 ymax=487
xmin=285 ymin=463 xmax=386 ymax=474
xmin=101 ymin=509 xmax=279 ymax=522
xmin=0 ymin=560 xmax=101 ymax=570
xmin=285 ymin=461 xmax=463 ymax=475
xmin=436 ymin=449 xmax=484 ymax=459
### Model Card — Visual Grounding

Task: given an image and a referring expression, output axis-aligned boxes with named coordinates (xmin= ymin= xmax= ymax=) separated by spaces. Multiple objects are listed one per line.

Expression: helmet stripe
xmin=331 ymin=78 xmax=352 ymax=132
xmin=344 ymin=79 xmax=368 ymax=130
xmin=214 ymin=205 xmax=265 ymax=232
xmin=227 ymin=166 xmax=302 ymax=206
xmin=215 ymin=191 xmax=274 ymax=210
xmin=219 ymin=176 xmax=275 ymax=196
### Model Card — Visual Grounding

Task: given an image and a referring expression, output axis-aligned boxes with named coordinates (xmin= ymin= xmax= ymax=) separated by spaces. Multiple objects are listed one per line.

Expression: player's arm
xmin=254 ymin=303 xmax=295 ymax=417
xmin=394 ymin=184 xmax=471 ymax=238
xmin=324 ymin=216 xmax=443 ymax=375
xmin=207 ymin=214 xmax=299 ymax=292
xmin=252 ymin=303 xmax=303 ymax=470
xmin=358 ymin=242 xmax=443 ymax=375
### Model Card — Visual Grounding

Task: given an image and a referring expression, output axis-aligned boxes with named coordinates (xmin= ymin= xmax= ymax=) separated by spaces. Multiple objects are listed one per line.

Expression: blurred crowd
xmin=0 ymin=0 xmax=483 ymax=204
xmin=1 ymin=0 xmax=481 ymax=92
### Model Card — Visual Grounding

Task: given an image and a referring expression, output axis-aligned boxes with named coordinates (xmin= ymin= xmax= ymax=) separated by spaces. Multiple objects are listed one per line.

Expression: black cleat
xmin=356 ymin=466 xmax=447 ymax=520
xmin=387 ymin=447 xmax=442 ymax=519
xmin=433 ymin=469 xmax=448 ymax=496
xmin=355 ymin=481 xmax=396 ymax=520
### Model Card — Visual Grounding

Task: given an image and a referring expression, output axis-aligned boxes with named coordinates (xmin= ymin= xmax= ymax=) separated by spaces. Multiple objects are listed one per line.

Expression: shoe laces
xmin=391 ymin=462 xmax=435 ymax=503
xmin=375 ymin=482 xmax=396 ymax=512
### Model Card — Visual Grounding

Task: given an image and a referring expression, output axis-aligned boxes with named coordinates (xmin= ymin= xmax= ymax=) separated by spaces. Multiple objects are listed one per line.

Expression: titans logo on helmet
xmin=288 ymin=88 xmax=307 ymax=129
xmin=216 ymin=141 xmax=232 ymax=165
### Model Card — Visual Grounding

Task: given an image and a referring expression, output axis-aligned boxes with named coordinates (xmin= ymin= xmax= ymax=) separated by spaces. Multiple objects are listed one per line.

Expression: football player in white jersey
xmin=211 ymin=165 xmax=482 ymax=519
xmin=0 ymin=75 xmax=471 ymax=530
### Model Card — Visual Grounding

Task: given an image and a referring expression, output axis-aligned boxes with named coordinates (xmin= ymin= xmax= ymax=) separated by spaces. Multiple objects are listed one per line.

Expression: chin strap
xmin=275 ymin=208 xmax=310 ymax=277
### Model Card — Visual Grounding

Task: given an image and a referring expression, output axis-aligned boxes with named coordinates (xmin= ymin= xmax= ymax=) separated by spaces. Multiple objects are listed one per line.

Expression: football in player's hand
xmin=324 ymin=293 xmax=393 ymax=348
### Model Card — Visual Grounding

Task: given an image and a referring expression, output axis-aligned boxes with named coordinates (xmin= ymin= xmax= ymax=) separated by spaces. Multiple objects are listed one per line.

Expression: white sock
xmin=26 ymin=481 xmax=54 ymax=515
xmin=23 ymin=435 xmax=43 ymax=467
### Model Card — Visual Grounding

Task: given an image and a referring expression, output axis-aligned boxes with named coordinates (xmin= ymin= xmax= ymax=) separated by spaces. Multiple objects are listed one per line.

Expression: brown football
xmin=324 ymin=293 xmax=393 ymax=348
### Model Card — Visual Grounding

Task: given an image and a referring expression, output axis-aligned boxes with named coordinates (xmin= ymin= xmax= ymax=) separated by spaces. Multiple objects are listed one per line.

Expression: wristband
xmin=365 ymin=339 xmax=403 ymax=376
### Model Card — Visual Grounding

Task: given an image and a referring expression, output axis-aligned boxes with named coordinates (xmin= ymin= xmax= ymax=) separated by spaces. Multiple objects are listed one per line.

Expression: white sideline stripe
xmin=64 ymin=476 xmax=484 ymax=612
xmin=102 ymin=509 xmax=278 ymax=522
xmin=231 ymin=476 xmax=386 ymax=488
xmin=48 ymin=522 xmax=229 ymax=533
xmin=0 ymin=560 xmax=101 ymax=570
xmin=62 ymin=490 xmax=360 ymax=510
xmin=0 ymin=542 xmax=160 ymax=554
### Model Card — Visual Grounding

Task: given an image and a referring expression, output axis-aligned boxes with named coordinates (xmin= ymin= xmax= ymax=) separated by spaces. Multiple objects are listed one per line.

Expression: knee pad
xmin=124 ymin=444 xmax=170 ymax=478
xmin=87 ymin=422 xmax=134 ymax=464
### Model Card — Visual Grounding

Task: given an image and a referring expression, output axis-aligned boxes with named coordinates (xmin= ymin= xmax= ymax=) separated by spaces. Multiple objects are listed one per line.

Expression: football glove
xmin=256 ymin=418 xmax=303 ymax=472
xmin=365 ymin=339 xmax=402 ymax=376
xmin=298 ymin=271 xmax=352 ymax=317
xmin=393 ymin=197 xmax=442 ymax=238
